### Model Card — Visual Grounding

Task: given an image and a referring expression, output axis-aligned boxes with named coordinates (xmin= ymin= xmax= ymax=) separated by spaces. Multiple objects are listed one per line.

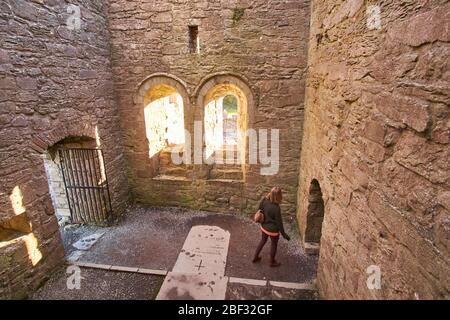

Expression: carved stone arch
xmin=31 ymin=123 xmax=97 ymax=154
xmin=135 ymin=72 xmax=191 ymax=142
xmin=194 ymin=72 xmax=255 ymax=125
xmin=194 ymin=72 xmax=255 ymax=170
xmin=135 ymin=72 xmax=190 ymax=110
xmin=133 ymin=73 xmax=192 ymax=179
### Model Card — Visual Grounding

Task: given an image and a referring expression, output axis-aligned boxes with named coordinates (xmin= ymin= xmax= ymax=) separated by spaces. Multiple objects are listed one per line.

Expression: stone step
xmin=209 ymin=168 xmax=243 ymax=180
xmin=212 ymin=163 xmax=242 ymax=170
xmin=159 ymin=166 xmax=187 ymax=177
xmin=159 ymin=152 xmax=184 ymax=166
xmin=214 ymin=149 xmax=238 ymax=160
xmin=159 ymin=147 xmax=187 ymax=177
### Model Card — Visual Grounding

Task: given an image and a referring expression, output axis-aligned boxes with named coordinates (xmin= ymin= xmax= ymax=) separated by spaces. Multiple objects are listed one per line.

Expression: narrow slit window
xmin=188 ymin=26 xmax=199 ymax=54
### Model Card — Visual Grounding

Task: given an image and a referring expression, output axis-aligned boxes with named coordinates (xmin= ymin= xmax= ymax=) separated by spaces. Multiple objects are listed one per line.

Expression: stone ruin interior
xmin=0 ymin=0 xmax=449 ymax=300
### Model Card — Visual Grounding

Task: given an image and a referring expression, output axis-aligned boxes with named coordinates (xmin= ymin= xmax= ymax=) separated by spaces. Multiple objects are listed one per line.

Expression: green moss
xmin=178 ymin=193 xmax=194 ymax=205
xmin=232 ymin=8 xmax=245 ymax=25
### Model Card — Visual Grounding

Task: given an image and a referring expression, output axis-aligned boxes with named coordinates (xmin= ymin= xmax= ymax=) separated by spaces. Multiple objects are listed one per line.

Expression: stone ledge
xmin=152 ymin=175 xmax=191 ymax=182
xmin=304 ymin=242 xmax=320 ymax=255
xmin=207 ymin=178 xmax=244 ymax=184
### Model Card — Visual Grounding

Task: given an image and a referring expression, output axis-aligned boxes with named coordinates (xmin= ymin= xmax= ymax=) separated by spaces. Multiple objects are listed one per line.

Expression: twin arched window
xmin=138 ymin=74 xmax=251 ymax=180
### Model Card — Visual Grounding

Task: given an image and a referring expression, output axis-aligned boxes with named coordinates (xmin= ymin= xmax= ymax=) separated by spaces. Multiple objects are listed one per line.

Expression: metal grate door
xmin=58 ymin=148 xmax=112 ymax=225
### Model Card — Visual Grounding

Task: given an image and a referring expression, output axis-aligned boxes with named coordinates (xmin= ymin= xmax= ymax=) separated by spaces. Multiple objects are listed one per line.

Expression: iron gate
xmin=58 ymin=148 xmax=113 ymax=225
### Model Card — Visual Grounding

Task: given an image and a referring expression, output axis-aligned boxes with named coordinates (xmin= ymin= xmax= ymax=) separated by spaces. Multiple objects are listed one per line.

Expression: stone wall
xmin=108 ymin=0 xmax=311 ymax=216
xmin=0 ymin=0 xmax=129 ymax=299
xmin=298 ymin=0 xmax=449 ymax=299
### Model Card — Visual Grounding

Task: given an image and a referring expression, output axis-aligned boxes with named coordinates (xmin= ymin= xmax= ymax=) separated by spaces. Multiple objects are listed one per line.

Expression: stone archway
xmin=195 ymin=73 xmax=254 ymax=180
xmin=135 ymin=73 xmax=191 ymax=179
xmin=304 ymin=179 xmax=325 ymax=244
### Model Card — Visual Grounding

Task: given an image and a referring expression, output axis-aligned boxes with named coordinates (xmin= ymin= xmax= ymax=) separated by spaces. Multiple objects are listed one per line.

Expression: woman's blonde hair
xmin=266 ymin=187 xmax=282 ymax=204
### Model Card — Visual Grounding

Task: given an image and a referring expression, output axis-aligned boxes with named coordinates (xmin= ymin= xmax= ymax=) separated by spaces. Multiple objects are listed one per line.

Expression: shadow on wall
xmin=304 ymin=179 xmax=325 ymax=244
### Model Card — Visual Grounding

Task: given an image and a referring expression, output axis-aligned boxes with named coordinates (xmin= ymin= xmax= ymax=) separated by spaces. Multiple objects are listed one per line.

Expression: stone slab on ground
xmin=60 ymin=224 xmax=107 ymax=257
xmin=30 ymin=266 xmax=164 ymax=300
xmin=72 ymin=232 xmax=105 ymax=251
xmin=157 ymin=225 xmax=230 ymax=300
xmin=172 ymin=225 xmax=230 ymax=276
xmin=156 ymin=272 xmax=228 ymax=300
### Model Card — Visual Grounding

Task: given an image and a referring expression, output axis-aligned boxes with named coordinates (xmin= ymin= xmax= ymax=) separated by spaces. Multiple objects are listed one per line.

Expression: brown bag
xmin=254 ymin=209 xmax=264 ymax=223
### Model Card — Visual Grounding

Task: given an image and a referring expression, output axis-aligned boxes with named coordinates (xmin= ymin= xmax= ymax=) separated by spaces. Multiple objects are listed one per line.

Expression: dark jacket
xmin=258 ymin=197 xmax=290 ymax=240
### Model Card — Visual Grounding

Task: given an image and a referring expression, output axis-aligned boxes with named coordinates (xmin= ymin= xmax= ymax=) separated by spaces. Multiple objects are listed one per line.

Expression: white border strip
xmin=74 ymin=262 xmax=111 ymax=270
xmin=70 ymin=261 xmax=315 ymax=290
xmin=229 ymin=277 xmax=267 ymax=286
xmin=110 ymin=265 xmax=139 ymax=272
xmin=71 ymin=261 xmax=168 ymax=276
xmin=138 ymin=268 xmax=168 ymax=276
xmin=269 ymin=281 xmax=315 ymax=290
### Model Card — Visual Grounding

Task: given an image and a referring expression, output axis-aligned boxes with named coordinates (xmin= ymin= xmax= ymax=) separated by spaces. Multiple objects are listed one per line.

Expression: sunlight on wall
xmin=95 ymin=125 xmax=102 ymax=147
xmin=10 ymin=186 xmax=26 ymax=215
xmin=24 ymin=233 xmax=43 ymax=266
xmin=204 ymin=98 xmax=224 ymax=159
xmin=95 ymin=126 xmax=107 ymax=184
xmin=6 ymin=186 xmax=42 ymax=266
xmin=43 ymin=153 xmax=71 ymax=219
xmin=144 ymin=93 xmax=185 ymax=158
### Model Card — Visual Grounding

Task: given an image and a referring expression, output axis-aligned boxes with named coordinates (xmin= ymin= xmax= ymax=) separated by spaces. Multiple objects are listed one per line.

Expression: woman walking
xmin=253 ymin=187 xmax=290 ymax=267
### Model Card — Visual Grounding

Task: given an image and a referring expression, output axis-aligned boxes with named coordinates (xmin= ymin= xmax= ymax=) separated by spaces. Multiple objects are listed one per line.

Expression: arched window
xmin=143 ymin=84 xmax=185 ymax=158
xmin=203 ymin=83 xmax=247 ymax=164
xmin=196 ymin=74 xmax=253 ymax=181
xmin=222 ymin=95 xmax=238 ymax=146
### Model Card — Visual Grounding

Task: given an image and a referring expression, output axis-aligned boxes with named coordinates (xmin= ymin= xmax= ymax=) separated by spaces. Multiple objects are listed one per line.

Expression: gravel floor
xmin=74 ymin=206 xmax=318 ymax=283
xmin=30 ymin=265 xmax=164 ymax=300
xmin=39 ymin=206 xmax=319 ymax=300
xmin=226 ymin=282 xmax=318 ymax=300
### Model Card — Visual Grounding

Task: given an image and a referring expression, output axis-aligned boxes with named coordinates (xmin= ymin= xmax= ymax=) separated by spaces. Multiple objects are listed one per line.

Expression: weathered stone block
xmin=374 ymin=92 xmax=429 ymax=133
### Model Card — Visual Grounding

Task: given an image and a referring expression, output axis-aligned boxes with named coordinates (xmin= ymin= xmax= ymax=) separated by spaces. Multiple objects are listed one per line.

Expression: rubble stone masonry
xmin=108 ymin=0 xmax=310 ymax=216
xmin=298 ymin=0 xmax=449 ymax=299
xmin=0 ymin=0 xmax=449 ymax=300
xmin=0 ymin=0 xmax=129 ymax=299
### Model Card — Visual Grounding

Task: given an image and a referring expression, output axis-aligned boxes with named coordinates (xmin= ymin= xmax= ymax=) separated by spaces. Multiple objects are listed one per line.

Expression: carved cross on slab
xmin=195 ymin=259 xmax=205 ymax=271
xmin=172 ymin=225 xmax=230 ymax=276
